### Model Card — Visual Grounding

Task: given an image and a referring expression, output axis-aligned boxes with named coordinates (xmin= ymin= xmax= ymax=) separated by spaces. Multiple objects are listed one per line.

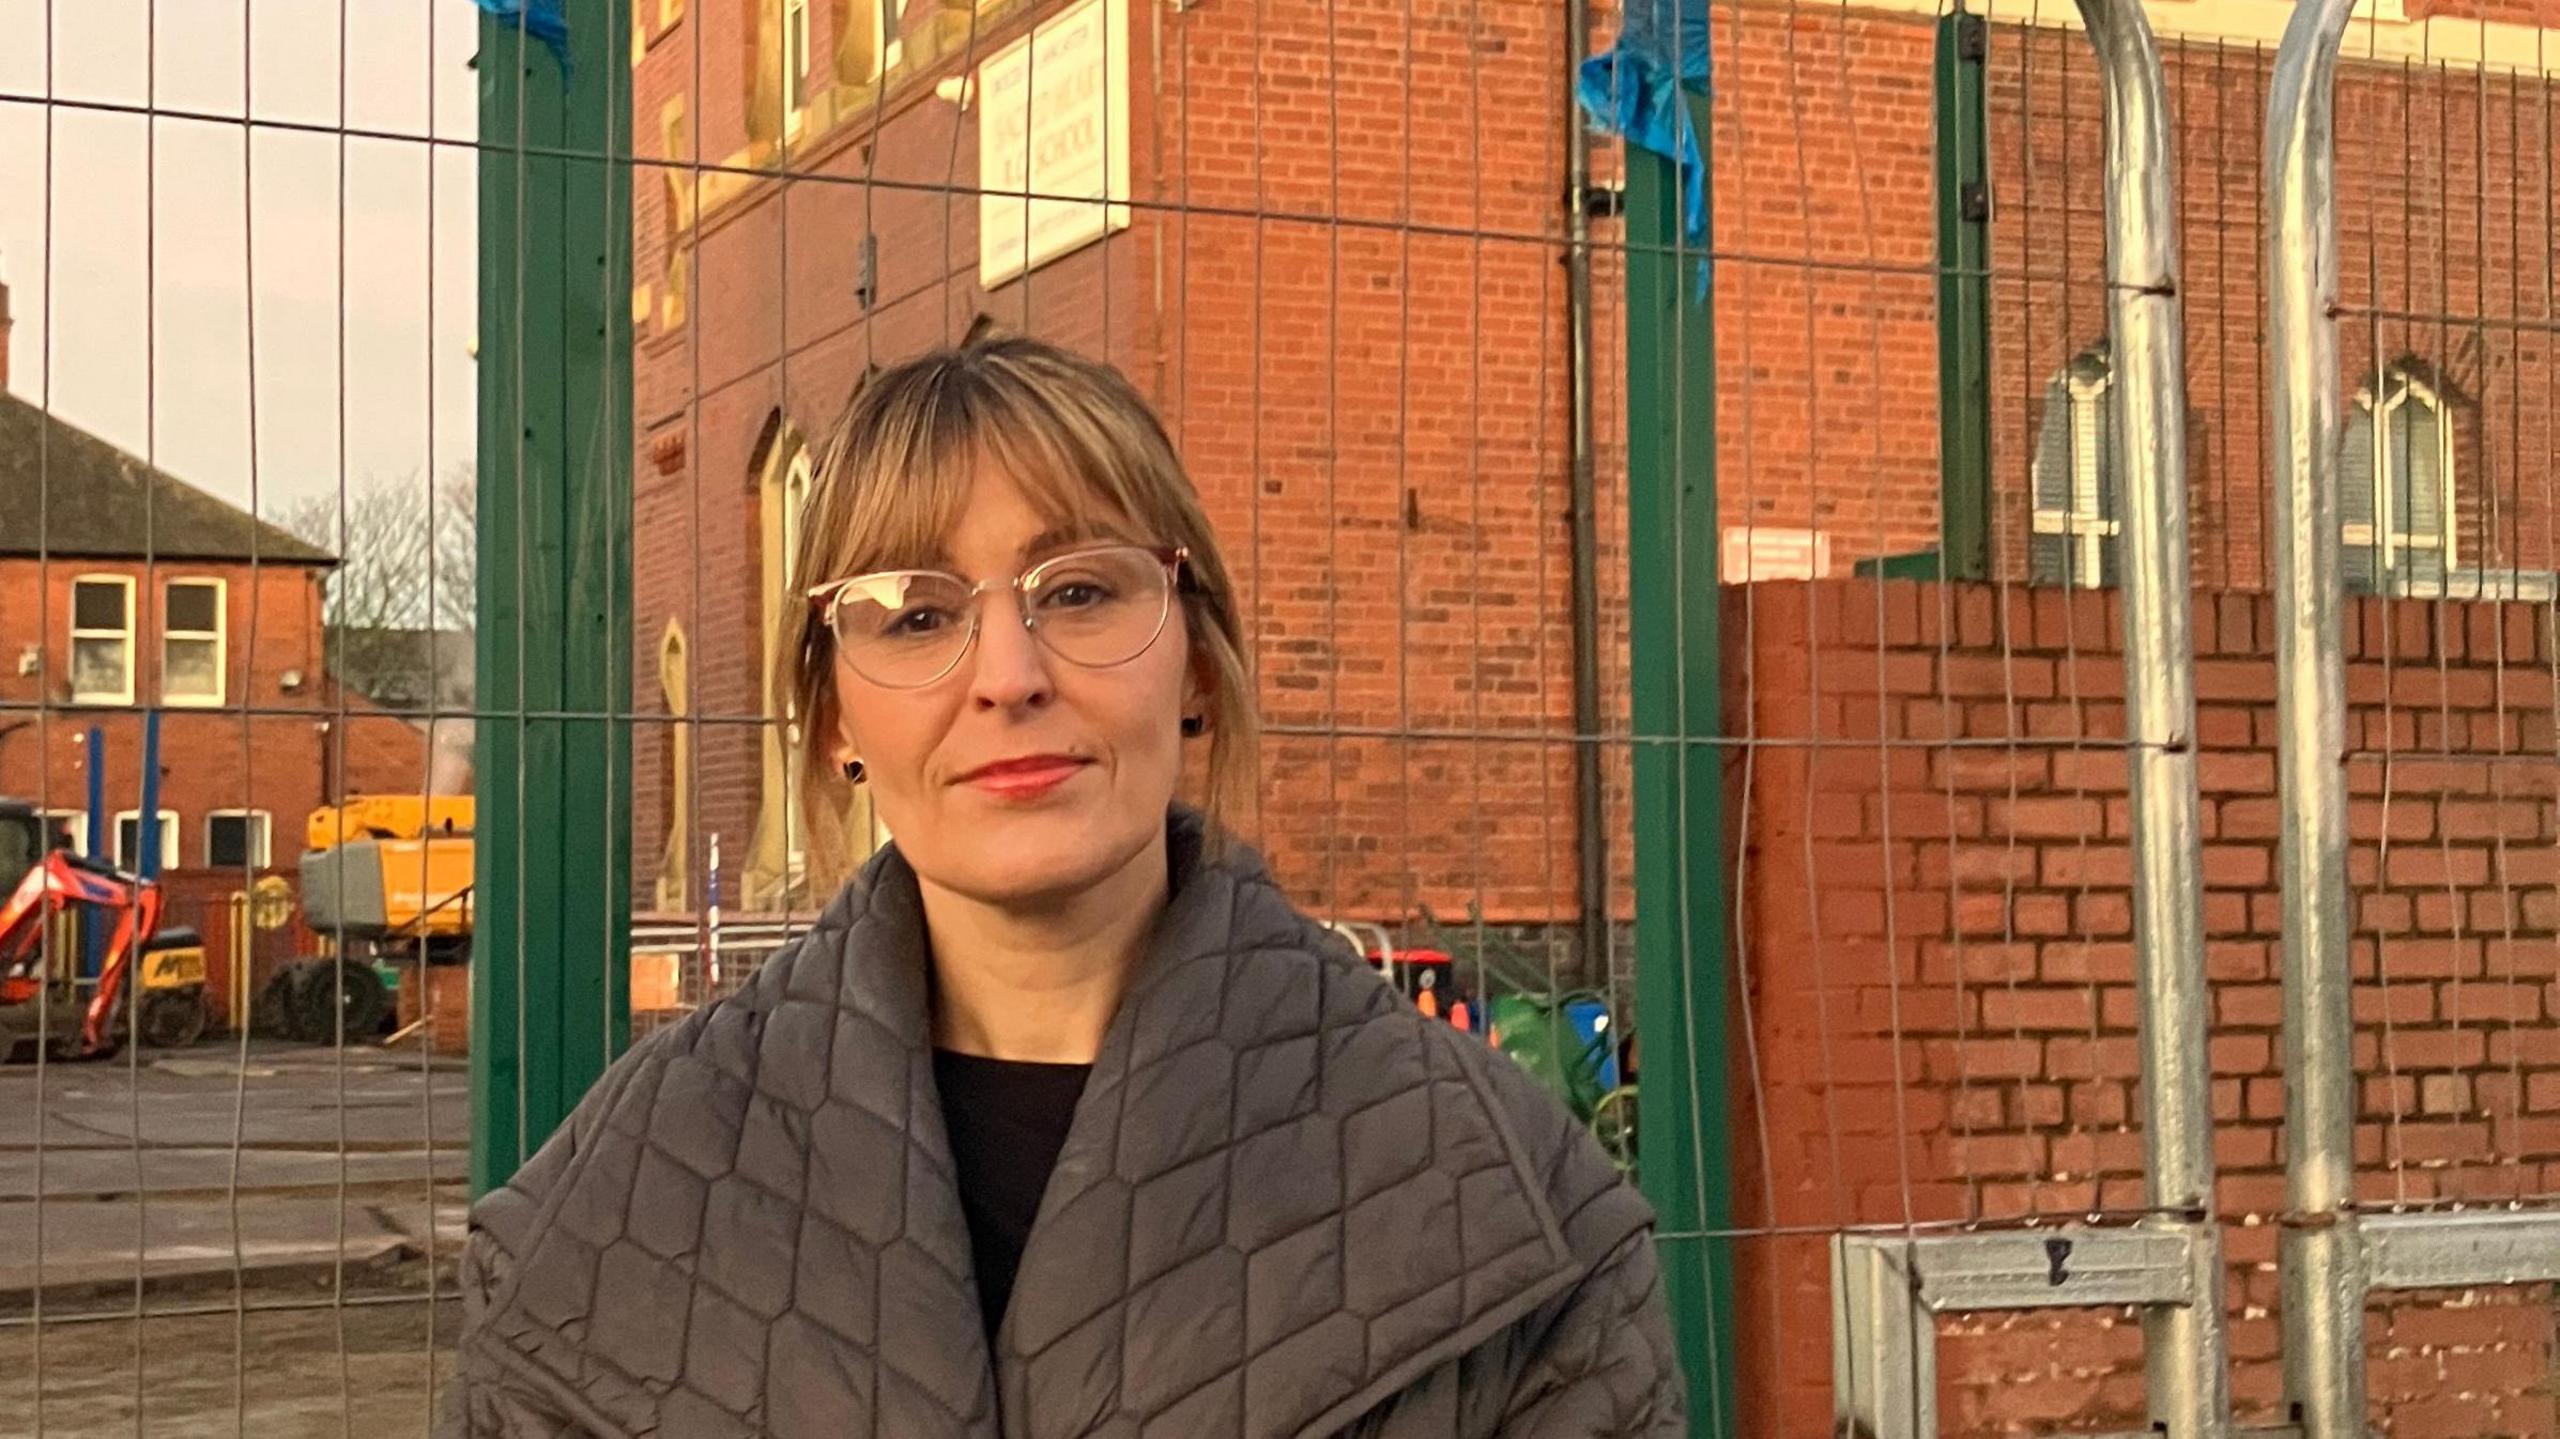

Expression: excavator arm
xmin=0 ymin=852 xmax=165 ymax=1055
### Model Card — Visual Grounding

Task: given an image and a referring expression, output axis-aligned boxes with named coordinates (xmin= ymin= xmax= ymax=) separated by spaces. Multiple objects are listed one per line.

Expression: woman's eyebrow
xmin=1021 ymin=523 xmax=1119 ymax=558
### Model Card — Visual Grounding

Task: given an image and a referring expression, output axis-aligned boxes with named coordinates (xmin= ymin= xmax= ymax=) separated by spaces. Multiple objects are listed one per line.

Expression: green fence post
xmin=1624 ymin=93 xmax=1743 ymax=1438
xmin=474 ymin=0 xmax=635 ymax=1196
xmin=1937 ymin=7 xmax=1993 ymax=580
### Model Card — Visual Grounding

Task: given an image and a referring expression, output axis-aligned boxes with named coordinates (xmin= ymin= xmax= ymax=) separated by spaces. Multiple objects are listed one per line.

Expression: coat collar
xmin=479 ymin=811 xmax=1583 ymax=1439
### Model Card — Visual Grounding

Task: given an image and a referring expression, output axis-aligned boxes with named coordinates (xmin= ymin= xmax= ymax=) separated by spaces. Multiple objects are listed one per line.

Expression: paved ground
xmin=0 ymin=1299 xmax=459 ymax=1436
xmin=1 ymin=1041 xmax=466 ymax=1433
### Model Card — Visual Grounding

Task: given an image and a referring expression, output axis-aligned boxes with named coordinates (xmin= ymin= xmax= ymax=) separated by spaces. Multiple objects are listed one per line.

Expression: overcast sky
xmin=0 ymin=0 xmax=480 ymax=515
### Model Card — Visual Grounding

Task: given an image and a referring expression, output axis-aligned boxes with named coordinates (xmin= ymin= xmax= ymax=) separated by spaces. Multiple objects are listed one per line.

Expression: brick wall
xmin=1699 ymin=1 xmax=2560 ymax=591
xmin=1985 ymin=26 xmax=2560 ymax=593
xmin=1726 ymin=577 xmax=2560 ymax=1434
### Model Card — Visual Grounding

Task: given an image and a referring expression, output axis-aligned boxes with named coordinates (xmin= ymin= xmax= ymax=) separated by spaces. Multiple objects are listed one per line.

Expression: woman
xmin=448 ymin=336 xmax=1685 ymax=1438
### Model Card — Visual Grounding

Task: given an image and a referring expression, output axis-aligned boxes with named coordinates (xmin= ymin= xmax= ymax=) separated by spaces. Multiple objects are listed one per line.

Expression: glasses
xmin=806 ymin=544 xmax=1188 ymax=690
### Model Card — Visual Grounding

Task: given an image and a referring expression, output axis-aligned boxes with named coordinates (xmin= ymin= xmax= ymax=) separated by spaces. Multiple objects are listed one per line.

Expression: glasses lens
xmin=1024 ymin=547 xmax=1173 ymax=668
xmin=830 ymin=570 xmax=976 ymax=687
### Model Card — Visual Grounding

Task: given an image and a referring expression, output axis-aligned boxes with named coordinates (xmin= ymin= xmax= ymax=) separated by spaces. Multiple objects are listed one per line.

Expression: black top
xmin=933 ymin=1048 xmax=1092 ymax=1343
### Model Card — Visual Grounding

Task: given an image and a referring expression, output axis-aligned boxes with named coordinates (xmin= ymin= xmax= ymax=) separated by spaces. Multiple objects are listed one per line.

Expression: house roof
xmin=0 ymin=393 xmax=335 ymax=565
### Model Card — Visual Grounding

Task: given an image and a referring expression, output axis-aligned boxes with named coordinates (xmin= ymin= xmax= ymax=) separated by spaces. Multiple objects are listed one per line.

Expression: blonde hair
xmin=776 ymin=333 xmax=1256 ymax=887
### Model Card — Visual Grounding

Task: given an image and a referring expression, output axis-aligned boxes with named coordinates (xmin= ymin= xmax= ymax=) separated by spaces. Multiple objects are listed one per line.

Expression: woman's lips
xmin=958 ymin=755 xmax=1090 ymax=800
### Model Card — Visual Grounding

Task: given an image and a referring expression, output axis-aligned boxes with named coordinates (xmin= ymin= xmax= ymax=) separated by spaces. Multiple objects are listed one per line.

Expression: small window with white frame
xmin=205 ymin=810 xmax=273 ymax=871
xmin=70 ymin=575 xmax=137 ymax=704
xmin=2027 ymin=346 xmax=2120 ymax=589
xmin=2342 ymin=362 xmax=2456 ymax=594
xmin=163 ymin=577 xmax=227 ymax=706
xmin=41 ymin=810 xmax=85 ymax=856
xmin=113 ymin=808 xmax=180 ymax=873
xmin=783 ymin=0 xmax=811 ymax=137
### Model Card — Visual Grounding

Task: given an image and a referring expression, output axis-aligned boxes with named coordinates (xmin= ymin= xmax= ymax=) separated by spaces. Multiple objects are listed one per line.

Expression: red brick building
xmin=628 ymin=0 xmax=2560 ymax=1429
xmin=0 ymin=313 xmax=431 ymax=1024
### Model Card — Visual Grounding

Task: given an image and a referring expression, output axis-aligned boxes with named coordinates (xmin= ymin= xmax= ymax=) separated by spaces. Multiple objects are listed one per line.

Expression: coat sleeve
xmin=1456 ymin=1029 xmax=1687 ymax=1438
xmin=1493 ymin=1223 xmax=1687 ymax=1438
xmin=437 ymin=1046 xmax=655 ymax=1439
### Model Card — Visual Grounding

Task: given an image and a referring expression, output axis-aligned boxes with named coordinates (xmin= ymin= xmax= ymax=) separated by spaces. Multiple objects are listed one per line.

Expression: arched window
xmin=2027 ymin=344 xmax=2118 ymax=589
xmin=748 ymin=433 xmax=814 ymax=910
xmin=782 ymin=0 xmax=811 ymax=138
xmin=782 ymin=448 xmax=813 ymax=597
xmin=655 ymin=621 xmax=693 ymax=912
xmin=2343 ymin=363 xmax=2455 ymax=594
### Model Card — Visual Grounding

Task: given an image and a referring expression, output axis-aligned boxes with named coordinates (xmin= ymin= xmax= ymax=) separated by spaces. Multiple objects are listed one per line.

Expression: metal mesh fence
xmin=4 ymin=0 xmax=2560 ymax=1434
xmin=1 ymin=3 xmax=479 ymax=1433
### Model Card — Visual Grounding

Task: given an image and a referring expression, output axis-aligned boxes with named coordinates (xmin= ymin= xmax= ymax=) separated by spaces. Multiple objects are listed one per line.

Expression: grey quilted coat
xmin=448 ymin=812 xmax=1685 ymax=1438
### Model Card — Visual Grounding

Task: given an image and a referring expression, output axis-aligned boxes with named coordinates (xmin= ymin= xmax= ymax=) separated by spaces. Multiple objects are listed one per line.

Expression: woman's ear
xmin=1181 ymin=653 xmax=1215 ymax=734
xmin=827 ymin=695 xmax=864 ymax=772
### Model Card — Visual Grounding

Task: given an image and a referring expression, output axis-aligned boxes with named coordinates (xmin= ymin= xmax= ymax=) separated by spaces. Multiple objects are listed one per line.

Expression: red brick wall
xmin=1707 ymin=6 xmax=1944 ymax=561
xmin=1148 ymin=0 xmax=1594 ymax=923
xmin=1726 ymin=577 xmax=2560 ymax=1435
xmin=1985 ymin=27 xmax=2560 ymax=592
xmin=1703 ymin=5 xmax=2560 ymax=591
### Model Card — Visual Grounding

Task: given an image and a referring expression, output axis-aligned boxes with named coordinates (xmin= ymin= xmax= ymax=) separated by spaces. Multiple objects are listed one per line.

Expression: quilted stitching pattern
xmin=448 ymin=813 xmax=1683 ymax=1438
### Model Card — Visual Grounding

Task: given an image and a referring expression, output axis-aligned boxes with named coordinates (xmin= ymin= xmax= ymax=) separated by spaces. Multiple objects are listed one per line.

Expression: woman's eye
xmin=1043 ymin=580 xmax=1115 ymax=610
xmin=883 ymin=606 xmax=955 ymax=637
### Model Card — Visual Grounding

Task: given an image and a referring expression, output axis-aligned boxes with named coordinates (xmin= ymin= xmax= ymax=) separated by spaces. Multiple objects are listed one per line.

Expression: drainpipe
xmin=1564 ymin=0 xmax=1609 ymax=979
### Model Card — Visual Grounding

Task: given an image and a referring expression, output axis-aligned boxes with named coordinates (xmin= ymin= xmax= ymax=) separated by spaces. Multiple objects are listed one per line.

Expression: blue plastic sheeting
xmin=1576 ymin=0 xmax=1710 ymax=289
xmin=473 ymin=0 xmax=572 ymax=74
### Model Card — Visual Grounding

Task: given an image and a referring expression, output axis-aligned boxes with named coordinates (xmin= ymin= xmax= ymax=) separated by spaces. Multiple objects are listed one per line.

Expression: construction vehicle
xmin=280 ymin=795 xmax=473 ymax=1043
xmin=0 ymin=799 xmax=210 ymax=1059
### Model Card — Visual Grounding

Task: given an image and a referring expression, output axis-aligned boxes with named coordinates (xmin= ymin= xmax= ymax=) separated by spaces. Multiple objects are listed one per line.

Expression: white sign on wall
xmin=978 ymin=0 xmax=1132 ymax=288
xmin=1720 ymin=526 xmax=1834 ymax=582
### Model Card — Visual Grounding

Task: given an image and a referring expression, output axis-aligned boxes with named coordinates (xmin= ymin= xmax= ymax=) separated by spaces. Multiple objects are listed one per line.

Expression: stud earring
xmin=841 ymin=758 xmax=866 ymax=783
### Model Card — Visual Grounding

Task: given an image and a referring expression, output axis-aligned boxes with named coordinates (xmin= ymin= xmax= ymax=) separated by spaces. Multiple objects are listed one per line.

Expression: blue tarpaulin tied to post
xmin=473 ymin=0 xmax=572 ymax=75
xmin=1576 ymin=0 xmax=1711 ymax=295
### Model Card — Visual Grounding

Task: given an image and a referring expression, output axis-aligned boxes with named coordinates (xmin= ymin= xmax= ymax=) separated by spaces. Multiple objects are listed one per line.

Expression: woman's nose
xmin=965 ymin=590 xmax=1055 ymax=709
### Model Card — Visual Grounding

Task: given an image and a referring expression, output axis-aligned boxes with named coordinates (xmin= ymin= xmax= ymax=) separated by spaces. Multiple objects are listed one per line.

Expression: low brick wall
xmin=1725 ymin=579 xmax=2560 ymax=1435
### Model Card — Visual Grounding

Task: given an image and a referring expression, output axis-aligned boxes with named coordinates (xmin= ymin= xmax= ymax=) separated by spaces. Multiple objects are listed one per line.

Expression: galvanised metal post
xmin=2265 ymin=0 xmax=2367 ymax=1431
xmin=2069 ymin=0 xmax=2230 ymax=1429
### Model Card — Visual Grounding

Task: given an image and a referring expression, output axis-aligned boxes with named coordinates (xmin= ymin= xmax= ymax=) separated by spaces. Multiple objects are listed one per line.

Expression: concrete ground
xmin=1 ymin=1040 xmax=467 ymax=1434
xmin=0 ymin=1299 xmax=460 ymax=1436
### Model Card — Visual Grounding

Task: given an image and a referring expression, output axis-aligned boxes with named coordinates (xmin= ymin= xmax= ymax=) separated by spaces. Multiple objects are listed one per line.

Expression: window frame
xmin=112 ymin=807 xmax=181 ymax=873
xmin=779 ymin=447 xmax=814 ymax=888
xmin=205 ymin=809 xmax=274 ymax=871
xmin=69 ymin=574 xmax=138 ymax=706
xmin=2027 ymin=361 xmax=2121 ymax=590
xmin=41 ymin=809 xmax=86 ymax=857
xmin=856 ymin=0 xmax=903 ymax=85
xmin=2343 ymin=369 xmax=2457 ymax=576
xmin=782 ymin=0 xmax=812 ymax=138
xmin=161 ymin=576 xmax=228 ymax=708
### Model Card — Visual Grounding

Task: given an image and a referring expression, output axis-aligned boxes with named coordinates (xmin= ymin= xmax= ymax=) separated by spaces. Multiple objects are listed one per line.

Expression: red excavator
xmin=0 ymin=800 xmax=166 ymax=1061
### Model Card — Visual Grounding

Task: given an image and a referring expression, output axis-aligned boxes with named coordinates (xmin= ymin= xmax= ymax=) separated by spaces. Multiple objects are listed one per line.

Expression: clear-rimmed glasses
xmin=805 ymin=544 xmax=1189 ymax=690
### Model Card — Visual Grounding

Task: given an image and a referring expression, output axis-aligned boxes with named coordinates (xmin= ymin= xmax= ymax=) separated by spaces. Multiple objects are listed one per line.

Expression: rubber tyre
xmin=294 ymin=959 xmax=391 ymax=1045
xmin=255 ymin=965 xmax=308 ymax=1040
xmin=141 ymin=989 xmax=209 ymax=1049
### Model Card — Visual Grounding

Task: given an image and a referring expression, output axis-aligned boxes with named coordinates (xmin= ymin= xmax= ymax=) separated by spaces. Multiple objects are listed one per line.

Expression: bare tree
xmin=278 ymin=466 xmax=477 ymax=710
